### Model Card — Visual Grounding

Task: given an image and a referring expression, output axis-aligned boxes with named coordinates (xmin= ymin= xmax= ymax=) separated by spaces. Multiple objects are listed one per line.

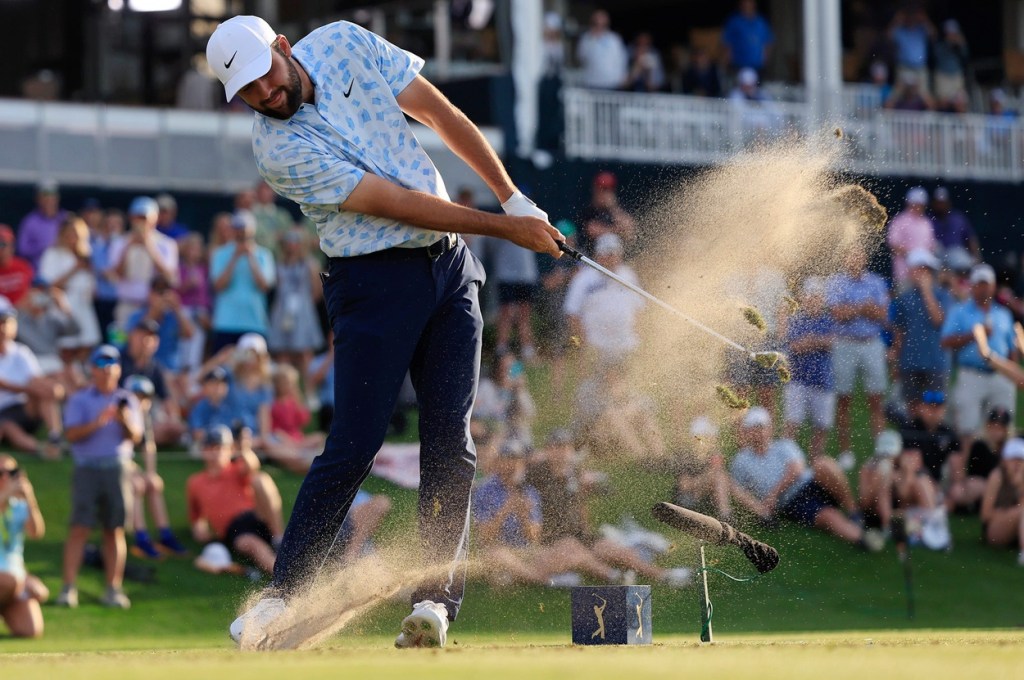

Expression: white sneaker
xmin=394 ymin=600 xmax=449 ymax=649
xmin=229 ymin=597 xmax=288 ymax=647
xmin=1017 ymin=551 xmax=1024 ymax=567
xmin=837 ymin=450 xmax=856 ymax=472
xmin=663 ymin=567 xmax=693 ymax=588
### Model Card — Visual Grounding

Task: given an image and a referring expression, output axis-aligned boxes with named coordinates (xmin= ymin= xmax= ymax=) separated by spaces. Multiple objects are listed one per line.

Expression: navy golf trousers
xmin=271 ymin=237 xmax=485 ymax=621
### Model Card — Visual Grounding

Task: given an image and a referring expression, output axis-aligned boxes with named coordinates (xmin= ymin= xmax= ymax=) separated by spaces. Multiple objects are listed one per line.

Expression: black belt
xmin=425 ymin=232 xmax=458 ymax=259
xmin=327 ymin=233 xmax=458 ymax=265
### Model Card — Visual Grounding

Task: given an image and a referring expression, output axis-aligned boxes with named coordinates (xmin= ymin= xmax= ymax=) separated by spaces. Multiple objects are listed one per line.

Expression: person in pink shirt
xmin=887 ymin=187 xmax=937 ymax=289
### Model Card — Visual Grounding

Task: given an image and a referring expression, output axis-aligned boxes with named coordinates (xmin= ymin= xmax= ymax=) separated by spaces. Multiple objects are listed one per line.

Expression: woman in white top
xmin=0 ymin=455 xmax=47 ymax=637
xmin=39 ymin=215 xmax=102 ymax=365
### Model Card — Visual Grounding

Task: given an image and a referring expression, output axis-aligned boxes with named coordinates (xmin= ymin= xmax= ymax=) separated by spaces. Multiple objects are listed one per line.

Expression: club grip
xmin=558 ymin=241 xmax=583 ymax=261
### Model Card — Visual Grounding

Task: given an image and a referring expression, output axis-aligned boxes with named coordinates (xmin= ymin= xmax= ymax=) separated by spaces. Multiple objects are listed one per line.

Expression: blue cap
xmin=128 ymin=196 xmax=159 ymax=219
xmin=203 ymin=425 xmax=234 ymax=447
xmin=201 ymin=366 xmax=229 ymax=383
xmin=90 ymin=344 xmax=121 ymax=367
xmin=922 ymin=390 xmax=946 ymax=405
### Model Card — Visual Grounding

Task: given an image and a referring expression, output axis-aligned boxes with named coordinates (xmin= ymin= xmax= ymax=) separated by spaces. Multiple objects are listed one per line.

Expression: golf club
xmin=652 ymin=502 xmax=780 ymax=574
xmin=558 ymin=242 xmax=776 ymax=365
xmin=891 ymin=514 xmax=915 ymax=620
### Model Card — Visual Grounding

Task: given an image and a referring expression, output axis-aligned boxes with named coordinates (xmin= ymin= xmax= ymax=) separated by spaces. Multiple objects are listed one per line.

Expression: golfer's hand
xmin=506 ymin=216 xmax=564 ymax=258
xmin=501 ymin=191 xmax=563 ymax=257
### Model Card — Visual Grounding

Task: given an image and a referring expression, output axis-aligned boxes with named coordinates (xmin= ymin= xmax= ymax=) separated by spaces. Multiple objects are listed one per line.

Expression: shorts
xmin=223 ymin=510 xmax=273 ymax=551
xmin=832 ymin=337 xmax=887 ymax=396
xmin=70 ymin=463 xmax=132 ymax=530
xmin=953 ymin=368 xmax=1016 ymax=435
xmin=783 ymin=382 xmax=836 ymax=429
xmin=0 ymin=403 xmax=40 ymax=434
xmin=498 ymin=283 xmax=536 ymax=305
xmin=780 ymin=480 xmax=835 ymax=527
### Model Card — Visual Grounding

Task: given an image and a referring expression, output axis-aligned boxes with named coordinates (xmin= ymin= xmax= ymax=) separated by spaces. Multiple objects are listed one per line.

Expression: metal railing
xmin=563 ymin=87 xmax=1024 ymax=182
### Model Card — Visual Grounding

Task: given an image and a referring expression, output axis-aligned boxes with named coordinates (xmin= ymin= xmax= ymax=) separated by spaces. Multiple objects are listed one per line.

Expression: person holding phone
xmin=0 ymin=454 xmax=47 ymax=637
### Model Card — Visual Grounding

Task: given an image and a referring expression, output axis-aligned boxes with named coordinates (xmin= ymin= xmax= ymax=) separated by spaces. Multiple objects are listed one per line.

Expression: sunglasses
xmin=1 ymin=467 xmax=19 ymax=478
xmin=922 ymin=390 xmax=946 ymax=405
xmin=93 ymin=357 xmax=119 ymax=368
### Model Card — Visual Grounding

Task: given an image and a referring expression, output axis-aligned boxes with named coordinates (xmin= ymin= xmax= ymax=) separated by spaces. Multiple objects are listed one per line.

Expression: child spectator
xmin=270 ymin=364 xmax=325 ymax=454
xmin=782 ymin=276 xmax=836 ymax=461
xmin=123 ymin=375 xmax=188 ymax=560
xmin=118 ymin=319 xmax=187 ymax=447
xmin=858 ymin=430 xmax=903 ymax=530
xmin=126 ymin=276 xmax=195 ymax=411
xmin=187 ymin=367 xmax=238 ymax=452
xmin=187 ymin=426 xmax=284 ymax=575
xmin=955 ymin=407 xmax=1012 ymax=513
xmin=0 ymin=454 xmax=47 ymax=637
xmin=268 ymin=228 xmax=323 ymax=377
xmin=899 ymin=390 xmax=962 ymax=505
xmin=980 ymin=438 xmax=1024 ymax=563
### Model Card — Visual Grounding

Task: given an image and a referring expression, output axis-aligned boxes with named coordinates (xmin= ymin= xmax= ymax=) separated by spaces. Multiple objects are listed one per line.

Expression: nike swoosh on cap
xmin=224 ymin=51 xmax=238 ymax=69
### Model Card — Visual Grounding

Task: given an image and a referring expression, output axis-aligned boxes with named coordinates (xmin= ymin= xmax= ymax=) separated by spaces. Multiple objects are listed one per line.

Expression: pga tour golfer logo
xmin=571 ymin=586 xmax=651 ymax=645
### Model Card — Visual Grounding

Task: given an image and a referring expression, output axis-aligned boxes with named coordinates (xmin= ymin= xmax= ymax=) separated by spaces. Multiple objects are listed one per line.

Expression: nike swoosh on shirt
xmin=224 ymin=51 xmax=237 ymax=69
xmin=343 ymin=79 xmax=354 ymax=98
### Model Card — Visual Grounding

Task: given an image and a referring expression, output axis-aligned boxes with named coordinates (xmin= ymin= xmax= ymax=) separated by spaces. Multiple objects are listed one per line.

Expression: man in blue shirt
xmin=826 ymin=247 xmax=890 ymax=470
xmin=722 ymin=0 xmax=775 ymax=75
xmin=941 ymin=264 xmax=1017 ymax=450
xmin=891 ymin=249 xmax=953 ymax=413
xmin=207 ymin=16 xmax=562 ymax=648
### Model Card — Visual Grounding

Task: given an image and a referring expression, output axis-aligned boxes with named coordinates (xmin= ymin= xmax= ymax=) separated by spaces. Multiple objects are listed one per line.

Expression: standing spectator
xmin=729 ymin=68 xmax=781 ymax=141
xmin=884 ymin=71 xmax=936 ymax=111
xmin=155 ymin=194 xmax=189 ymax=241
xmin=479 ymin=234 xmax=539 ymax=360
xmin=176 ymin=233 xmax=211 ymax=382
xmin=721 ymin=0 xmax=775 ymax=77
xmin=625 ymin=33 xmax=665 ymax=92
xmin=890 ymin=249 xmax=953 ymax=413
xmin=930 ymin=187 xmax=979 ymax=259
xmin=0 ymin=225 xmax=34 ymax=306
xmin=39 ymin=215 xmax=102 ymax=368
xmin=118 ymin=319 xmax=187 ymax=447
xmin=931 ymin=19 xmax=969 ymax=111
xmin=78 ymin=198 xmax=103 ymax=235
xmin=0 ymin=301 xmax=63 ymax=459
xmin=887 ymin=187 xmax=937 ymax=290
xmin=564 ymin=234 xmax=645 ymax=368
xmin=534 ymin=220 xmax=577 ymax=399
xmin=681 ymin=47 xmax=722 ymax=97
xmin=827 ymin=246 xmax=890 ymax=470
xmin=782 ymin=277 xmax=836 ymax=462
xmin=56 ymin=345 xmax=142 ymax=609
xmin=576 ymin=10 xmax=628 ymax=90
xmin=252 ymin=181 xmax=295 ymax=254
xmin=91 ymin=210 xmax=124 ymax=342
xmin=979 ymin=438 xmax=1024 ymax=561
xmin=267 ymin=229 xmax=323 ymax=376
xmin=888 ymin=4 xmax=936 ymax=93
xmin=208 ymin=212 xmax=235 ymax=250
xmin=16 ymin=180 xmax=67 ymax=270
xmin=577 ymin=172 xmax=637 ymax=256
xmin=940 ymin=264 xmax=1017 ymax=453
xmin=210 ymin=212 xmax=275 ymax=352
xmin=0 ymin=454 xmax=47 ymax=638
xmin=107 ymin=197 xmax=179 ymax=329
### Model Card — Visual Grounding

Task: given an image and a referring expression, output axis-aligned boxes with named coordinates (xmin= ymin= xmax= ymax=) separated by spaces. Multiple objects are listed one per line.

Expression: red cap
xmin=0 ymin=225 xmax=13 ymax=243
xmin=593 ymin=171 xmax=617 ymax=190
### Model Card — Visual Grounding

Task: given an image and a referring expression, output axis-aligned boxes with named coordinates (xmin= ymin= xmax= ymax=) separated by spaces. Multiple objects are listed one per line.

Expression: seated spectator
xmin=884 ymin=71 xmax=935 ymax=111
xmin=858 ymin=430 xmax=903 ymax=530
xmin=782 ymin=276 xmax=835 ymax=461
xmin=267 ymin=228 xmax=323 ymax=377
xmin=721 ymin=0 xmax=774 ymax=77
xmin=0 ymin=455 xmax=47 ymax=638
xmin=473 ymin=353 xmax=536 ymax=445
xmin=176 ymin=232 xmax=211 ymax=385
xmin=957 ymin=407 xmax=1012 ymax=513
xmin=0 ymin=225 xmax=34 ymax=306
xmin=681 ymin=47 xmax=722 ymax=97
xmin=57 ymin=345 xmax=142 ymax=609
xmin=38 ymin=214 xmax=102 ymax=368
xmin=17 ymin=179 xmax=66 ymax=270
xmin=625 ymin=33 xmax=665 ymax=92
xmin=0 ymin=301 xmax=63 ymax=459
xmin=672 ymin=417 xmax=732 ymax=521
xmin=154 ymin=194 xmax=189 ymax=241
xmin=118 ymin=319 xmax=187 ymax=447
xmin=575 ymin=10 xmax=627 ymax=90
xmin=188 ymin=366 xmax=238 ymax=449
xmin=269 ymin=364 xmax=325 ymax=473
xmin=335 ymin=489 xmax=392 ymax=564
xmin=898 ymin=390 xmax=962 ymax=504
xmin=15 ymin=278 xmax=80 ymax=382
xmin=729 ymin=408 xmax=880 ymax=549
xmin=122 ymin=375 xmax=188 ymax=560
xmin=187 ymin=426 xmax=284 ymax=575
xmin=107 ymin=197 xmax=179 ymax=328
xmin=980 ymin=438 xmax=1024 ymax=562
xmin=209 ymin=212 xmax=275 ymax=352
xmin=932 ymin=20 xmax=969 ymax=111
xmin=581 ymin=368 xmax=666 ymax=462
xmin=127 ymin=276 xmax=194 ymax=376
xmin=306 ymin=329 xmax=335 ymax=433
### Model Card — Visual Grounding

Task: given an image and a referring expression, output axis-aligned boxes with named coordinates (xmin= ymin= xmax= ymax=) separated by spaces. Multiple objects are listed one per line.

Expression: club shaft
xmin=560 ymin=244 xmax=751 ymax=355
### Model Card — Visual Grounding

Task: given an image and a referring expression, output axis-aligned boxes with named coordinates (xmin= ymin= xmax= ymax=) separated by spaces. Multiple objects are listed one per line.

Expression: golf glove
xmin=501 ymin=191 xmax=549 ymax=222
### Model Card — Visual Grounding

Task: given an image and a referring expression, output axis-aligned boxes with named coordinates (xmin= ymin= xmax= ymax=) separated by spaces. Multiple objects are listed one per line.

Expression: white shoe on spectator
xmin=861 ymin=528 xmax=886 ymax=553
xmin=55 ymin=585 xmax=78 ymax=608
xmin=230 ymin=597 xmax=287 ymax=647
xmin=837 ymin=450 xmax=856 ymax=471
xmin=394 ymin=600 xmax=449 ymax=649
xmin=100 ymin=586 xmax=131 ymax=609
xmin=1017 ymin=551 xmax=1024 ymax=567
xmin=663 ymin=567 xmax=693 ymax=588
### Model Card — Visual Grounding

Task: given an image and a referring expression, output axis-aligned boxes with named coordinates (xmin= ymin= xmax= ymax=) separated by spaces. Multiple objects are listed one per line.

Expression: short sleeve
xmin=21 ymin=349 xmax=42 ymax=380
xmin=63 ymin=393 xmax=88 ymax=429
xmin=188 ymin=400 xmax=208 ymax=430
xmin=940 ymin=304 xmax=962 ymax=339
xmin=352 ymin=23 xmax=424 ymax=97
xmin=209 ymin=245 xmax=230 ymax=280
xmin=255 ymin=138 xmax=366 ymax=210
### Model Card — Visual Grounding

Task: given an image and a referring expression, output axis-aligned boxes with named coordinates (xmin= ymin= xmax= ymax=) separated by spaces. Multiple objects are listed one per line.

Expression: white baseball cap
xmin=207 ymin=16 xmax=278 ymax=101
xmin=906 ymin=248 xmax=940 ymax=271
xmin=237 ymin=332 xmax=268 ymax=355
xmin=874 ymin=430 xmax=903 ymax=458
xmin=197 ymin=542 xmax=233 ymax=571
xmin=969 ymin=263 xmax=996 ymax=285
xmin=741 ymin=406 xmax=771 ymax=429
xmin=905 ymin=187 xmax=928 ymax=205
xmin=1002 ymin=438 xmax=1024 ymax=460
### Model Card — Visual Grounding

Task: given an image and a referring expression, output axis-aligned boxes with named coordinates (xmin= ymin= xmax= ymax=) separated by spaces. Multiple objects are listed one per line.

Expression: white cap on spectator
xmin=874 ymin=430 xmax=903 ymax=458
xmin=907 ymin=248 xmax=940 ymax=271
xmin=741 ymin=406 xmax=771 ymax=429
xmin=690 ymin=416 xmax=718 ymax=439
xmin=594 ymin=233 xmax=623 ymax=256
xmin=802 ymin=275 xmax=826 ymax=297
xmin=197 ymin=542 xmax=233 ymax=571
xmin=1002 ymin=438 xmax=1024 ymax=460
xmin=969 ymin=264 xmax=996 ymax=285
xmin=738 ymin=67 xmax=758 ymax=87
xmin=207 ymin=16 xmax=277 ymax=101
xmin=237 ymin=332 xmax=268 ymax=355
xmin=544 ymin=12 xmax=562 ymax=31
xmin=905 ymin=187 xmax=928 ymax=205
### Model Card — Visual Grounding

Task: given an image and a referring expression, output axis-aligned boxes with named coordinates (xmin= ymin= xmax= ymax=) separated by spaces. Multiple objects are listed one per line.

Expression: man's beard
xmin=257 ymin=58 xmax=303 ymax=120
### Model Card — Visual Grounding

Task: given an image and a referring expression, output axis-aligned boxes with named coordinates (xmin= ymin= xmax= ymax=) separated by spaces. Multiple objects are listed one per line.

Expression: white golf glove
xmin=501 ymin=191 xmax=549 ymax=222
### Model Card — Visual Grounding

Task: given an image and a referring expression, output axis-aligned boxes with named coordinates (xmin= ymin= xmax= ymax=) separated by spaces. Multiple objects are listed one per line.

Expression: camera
xmin=117 ymin=396 xmax=130 ymax=409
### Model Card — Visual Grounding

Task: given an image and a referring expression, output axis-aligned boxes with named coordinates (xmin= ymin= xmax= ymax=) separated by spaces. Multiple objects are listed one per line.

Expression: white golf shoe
xmin=229 ymin=597 xmax=288 ymax=648
xmin=394 ymin=600 xmax=449 ymax=649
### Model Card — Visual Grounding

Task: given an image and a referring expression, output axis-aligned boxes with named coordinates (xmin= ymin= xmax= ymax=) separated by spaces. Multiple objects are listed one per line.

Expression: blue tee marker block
xmin=570 ymin=585 xmax=652 ymax=645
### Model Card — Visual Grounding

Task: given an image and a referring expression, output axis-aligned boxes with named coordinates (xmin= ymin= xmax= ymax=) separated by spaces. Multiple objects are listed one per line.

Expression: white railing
xmin=563 ymin=87 xmax=1024 ymax=182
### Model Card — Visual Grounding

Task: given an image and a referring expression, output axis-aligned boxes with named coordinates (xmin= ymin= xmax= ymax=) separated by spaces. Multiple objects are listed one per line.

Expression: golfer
xmin=207 ymin=16 xmax=563 ymax=648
